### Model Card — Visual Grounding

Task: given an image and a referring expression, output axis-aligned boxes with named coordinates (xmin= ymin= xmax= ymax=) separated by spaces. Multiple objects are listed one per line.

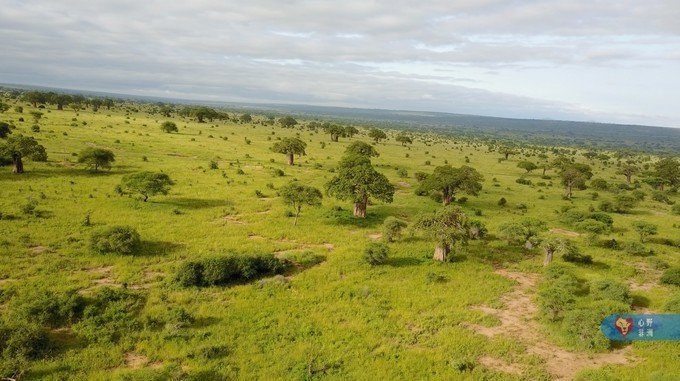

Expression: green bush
xmin=90 ymin=225 xmax=141 ymax=255
xmin=664 ymin=295 xmax=680 ymax=312
xmin=590 ymin=279 xmax=632 ymax=305
xmin=660 ymin=267 xmax=680 ymax=286
xmin=382 ymin=217 xmax=407 ymax=242
xmin=651 ymin=191 xmax=673 ymax=205
xmin=562 ymin=300 xmax=629 ymax=351
xmin=0 ymin=322 xmax=51 ymax=378
xmin=538 ymin=274 xmax=580 ymax=321
xmin=175 ymin=254 xmax=289 ymax=287
xmin=72 ymin=287 xmax=145 ymax=343
xmin=363 ymin=243 xmax=389 ymax=266
xmin=10 ymin=290 xmax=85 ymax=328
xmin=672 ymin=204 xmax=680 ymax=215
xmin=623 ymin=241 xmax=650 ymax=256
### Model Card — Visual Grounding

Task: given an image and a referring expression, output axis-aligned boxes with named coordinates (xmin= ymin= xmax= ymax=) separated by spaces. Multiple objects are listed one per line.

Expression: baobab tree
xmin=326 ymin=154 xmax=394 ymax=218
xmin=368 ymin=128 xmax=387 ymax=143
xmin=345 ymin=141 xmax=379 ymax=157
xmin=0 ymin=135 xmax=47 ymax=173
xmin=270 ymin=137 xmax=307 ymax=165
xmin=617 ymin=164 xmax=639 ymax=184
xmin=414 ymin=206 xmax=482 ymax=261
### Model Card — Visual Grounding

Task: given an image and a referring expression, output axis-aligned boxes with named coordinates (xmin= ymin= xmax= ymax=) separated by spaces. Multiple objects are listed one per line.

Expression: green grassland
xmin=0 ymin=99 xmax=679 ymax=380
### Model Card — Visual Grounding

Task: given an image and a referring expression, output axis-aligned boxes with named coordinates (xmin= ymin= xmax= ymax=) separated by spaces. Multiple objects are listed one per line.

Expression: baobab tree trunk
xmin=542 ymin=168 xmax=547 ymax=176
xmin=287 ymin=153 xmax=294 ymax=165
xmin=353 ymin=196 xmax=368 ymax=218
xmin=625 ymin=175 xmax=631 ymax=184
xmin=433 ymin=243 xmax=450 ymax=261
xmin=543 ymin=248 xmax=554 ymax=266
xmin=57 ymin=104 xmax=63 ymax=111
xmin=564 ymin=184 xmax=572 ymax=199
xmin=331 ymin=135 xmax=338 ymax=142
xmin=12 ymin=154 xmax=24 ymax=174
xmin=505 ymin=153 xmax=510 ymax=160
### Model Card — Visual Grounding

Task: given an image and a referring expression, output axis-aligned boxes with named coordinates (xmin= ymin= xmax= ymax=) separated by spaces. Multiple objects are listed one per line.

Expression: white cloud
xmin=0 ymin=0 xmax=679 ymax=126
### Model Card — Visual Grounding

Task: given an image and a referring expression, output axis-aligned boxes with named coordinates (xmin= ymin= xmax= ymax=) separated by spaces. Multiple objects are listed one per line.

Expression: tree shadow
xmin=0 ymin=166 xmax=135 ymax=181
xmin=632 ymin=294 xmax=651 ymax=308
xmin=155 ymin=197 xmax=233 ymax=210
xmin=584 ymin=260 xmax=610 ymax=270
xmin=137 ymin=241 xmax=184 ymax=256
xmin=324 ymin=208 xmax=386 ymax=228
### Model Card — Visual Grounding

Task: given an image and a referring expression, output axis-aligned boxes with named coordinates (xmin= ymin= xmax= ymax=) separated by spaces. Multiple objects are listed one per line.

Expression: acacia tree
xmin=617 ymin=164 xmax=639 ymax=184
xmin=653 ymin=157 xmax=679 ymax=191
xmin=419 ymin=165 xmax=483 ymax=206
xmin=553 ymin=158 xmax=593 ymax=199
xmin=161 ymin=121 xmax=178 ymax=133
xmin=344 ymin=126 xmax=359 ymax=138
xmin=500 ymin=146 xmax=516 ymax=160
xmin=345 ymin=141 xmax=379 ymax=157
xmin=271 ymin=137 xmax=307 ymax=165
xmin=368 ymin=128 xmax=387 ymax=143
xmin=118 ymin=172 xmax=174 ymax=202
xmin=395 ymin=134 xmax=413 ymax=146
xmin=498 ymin=218 xmax=547 ymax=249
xmin=413 ymin=206 xmax=483 ymax=261
xmin=22 ymin=91 xmax=47 ymax=107
xmin=77 ymin=148 xmax=115 ymax=171
xmin=280 ymin=182 xmax=323 ymax=225
xmin=632 ymin=221 xmax=657 ymax=243
xmin=517 ymin=161 xmax=538 ymax=173
xmin=0 ymin=135 xmax=47 ymax=173
xmin=48 ymin=93 xmax=72 ymax=110
xmin=279 ymin=116 xmax=298 ymax=128
xmin=326 ymin=154 xmax=394 ymax=218
xmin=324 ymin=124 xmax=345 ymax=142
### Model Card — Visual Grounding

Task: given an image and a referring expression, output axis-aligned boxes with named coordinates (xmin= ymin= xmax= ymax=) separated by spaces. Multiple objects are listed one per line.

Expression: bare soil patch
xmin=465 ymin=269 xmax=633 ymax=380
xmin=367 ymin=233 xmax=382 ymax=240
xmin=478 ymin=355 xmax=522 ymax=375
xmin=124 ymin=352 xmax=149 ymax=368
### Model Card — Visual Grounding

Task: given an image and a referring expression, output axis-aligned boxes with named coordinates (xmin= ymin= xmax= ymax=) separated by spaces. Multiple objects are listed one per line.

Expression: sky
xmin=1 ymin=0 xmax=679 ymax=127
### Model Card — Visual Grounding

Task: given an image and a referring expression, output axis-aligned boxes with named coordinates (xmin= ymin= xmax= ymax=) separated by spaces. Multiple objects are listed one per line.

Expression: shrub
xmin=10 ymin=290 xmax=85 ymax=328
xmin=363 ymin=243 xmax=389 ymax=266
xmin=396 ymin=168 xmax=408 ymax=178
xmin=562 ymin=300 xmax=629 ymax=351
xmin=590 ymin=279 xmax=632 ymax=305
xmin=414 ymin=171 xmax=428 ymax=182
xmin=562 ymin=247 xmax=592 ymax=264
xmin=72 ymin=287 xmax=145 ymax=343
xmin=175 ymin=254 xmax=289 ymax=287
xmin=612 ymin=194 xmax=638 ymax=213
xmin=575 ymin=219 xmax=608 ymax=235
xmin=660 ymin=267 xmax=680 ymax=286
xmin=623 ymin=241 xmax=650 ymax=256
xmin=515 ymin=177 xmax=532 ymax=185
xmin=497 ymin=197 xmax=507 ymax=207
xmin=598 ymin=200 xmax=614 ymax=212
xmin=0 ymin=322 xmax=51 ymax=377
xmin=382 ymin=217 xmax=407 ymax=243
xmin=590 ymin=178 xmax=609 ymax=190
xmin=631 ymin=189 xmax=646 ymax=201
xmin=631 ymin=221 xmax=657 ymax=242
xmin=90 ymin=226 xmax=141 ymax=255
xmin=598 ymin=239 xmax=620 ymax=250
xmin=538 ymin=274 xmax=579 ymax=321
xmin=588 ymin=212 xmax=613 ymax=227
xmin=664 ymin=295 xmax=680 ymax=313
xmin=651 ymin=191 xmax=673 ymax=205
xmin=672 ymin=204 xmax=680 ymax=215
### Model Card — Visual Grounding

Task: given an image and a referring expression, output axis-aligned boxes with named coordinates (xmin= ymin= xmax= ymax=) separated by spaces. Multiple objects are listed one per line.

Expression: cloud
xmin=0 ymin=0 xmax=679 ymax=126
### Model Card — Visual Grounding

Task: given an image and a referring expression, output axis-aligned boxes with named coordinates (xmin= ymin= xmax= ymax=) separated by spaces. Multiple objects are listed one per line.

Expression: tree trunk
xmin=542 ymin=168 xmax=547 ymax=176
xmin=294 ymin=207 xmax=300 ymax=226
xmin=565 ymin=184 xmax=572 ymax=199
xmin=287 ymin=153 xmax=294 ymax=165
xmin=433 ymin=243 xmax=450 ymax=261
xmin=505 ymin=153 xmax=510 ymax=160
xmin=143 ymin=194 xmax=149 ymax=202
xmin=353 ymin=196 xmax=368 ymax=218
xmin=57 ymin=104 xmax=63 ymax=111
xmin=625 ymin=174 xmax=631 ymax=184
xmin=12 ymin=154 xmax=23 ymax=174
xmin=442 ymin=192 xmax=452 ymax=206
xmin=543 ymin=248 xmax=553 ymax=266
xmin=331 ymin=135 xmax=338 ymax=142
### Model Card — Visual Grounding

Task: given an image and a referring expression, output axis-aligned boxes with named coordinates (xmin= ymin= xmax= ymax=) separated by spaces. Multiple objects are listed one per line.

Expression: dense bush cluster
xmin=90 ymin=225 xmax=142 ymax=255
xmin=363 ymin=243 xmax=389 ymax=266
xmin=660 ymin=267 xmax=680 ymax=286
xmin=175 ymin=254 xmax=289 ymax=287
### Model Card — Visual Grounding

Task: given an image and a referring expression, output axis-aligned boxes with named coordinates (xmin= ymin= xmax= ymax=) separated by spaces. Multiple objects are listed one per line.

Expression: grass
xmin=0 ymin=99 xmax=678 ymax=380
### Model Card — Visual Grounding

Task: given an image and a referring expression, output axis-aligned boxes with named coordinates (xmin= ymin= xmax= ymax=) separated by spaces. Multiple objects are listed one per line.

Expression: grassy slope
xmin=0 ymin=102 xmax=678 ymax=380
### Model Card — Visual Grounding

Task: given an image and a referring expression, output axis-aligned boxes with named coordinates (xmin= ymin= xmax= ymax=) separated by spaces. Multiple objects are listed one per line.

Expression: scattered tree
xmin=344 ymin=126 xmax=359 ymax=138
xmin=161 ymin=121 xmax=178 ymax=133
xmin=345 ymin=141 xmax=379 ymax=157
xmin=413 ymin=206 xmax=482 ymax=261
xmin=270 ymin=137 xmax=307 ymax=165
xmin=118 ymin=171 xmax=174 ymax=202
xmin=279 ymin=182 xmax=323 ymax=225
xmin=77 ymin=148 xmax=115 ymax=171
xmin=517 ymin=161 xmax=538 ymax=173
xmin=395 ymin=134 xmax=413 ymax=146
xmin=326 ymin=154 xmax=394 ymax=218
xmin=279 ymin=116 xmax=298 ymax=128
xmin=631 ymin=221 xmax=657 ymax=243
xmin=419 ymin=165 xmax=483 ymax=206
xmin=498 ymin=218 xmax=547 ymax=249
xmin=368 ymin=128 xmax=387 ymax=143
xmin=0 ymin=135 xmax=47 ymax=173
xmin=617 ymin=164 xmax=639 ymax=184
xmin=382 ymin=217 xmax=407 ymax=242
xmin=653 ymin=157 xmax=679 ymax=191
xmin=0 ymin=122 xmax=11 ymax=138
xmin=542 ymin=238 xmax=581 ymax=266
xmin=324 ymin=124 xmax=345 ymax=142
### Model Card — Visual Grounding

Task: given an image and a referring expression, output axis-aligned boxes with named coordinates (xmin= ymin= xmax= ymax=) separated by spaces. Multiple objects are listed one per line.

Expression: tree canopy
xmin=653 ymin=157 xmax=679 ymax=191
xmin=279 ymin=116 xmax=298 ymax=128
xmin=77 ymin=148 xmax=115 ymax=171
xmin=419 ymin=165 xmax=483 ymax=205
xmin=413 ymin=206 xmax=483 ymax=261
xmin=345 ymin=141 xmax=379 ymax=158
xmin=326 ymin=154 xmax=394 ymax=218
xmin=270 ymin=137 xmax=307 ymax=165
xmin=161 ymin=121 xmax=178 ymax=133
xmin=517 ymin=161 xmax=538 ymax=173
xmin=395 ymin=134 xmax=413 ymax=146
xmin=118 ymin=172 xmax=174 ymax=202
xmin=0 ymin=135 xmax=47 ymax=173
xmin=279 ymin=182 xmax=323 ymax=225
xmin=368 ymin=128 xmax=387 ymax=143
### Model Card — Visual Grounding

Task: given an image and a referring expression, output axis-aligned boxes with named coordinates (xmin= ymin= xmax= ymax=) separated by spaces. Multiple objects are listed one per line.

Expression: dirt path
xmin=465 ymin=269 xmax=632 ymax=380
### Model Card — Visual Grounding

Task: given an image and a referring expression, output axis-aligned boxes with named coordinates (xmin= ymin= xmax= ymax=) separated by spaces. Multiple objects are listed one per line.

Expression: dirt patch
xmin=219 ymin=215 xmax=246 ymax=225
xmin=397 ymin=181 xmax=411 ymax=188
xmin=367 ymin=233 xmax=382 ymax=241
xmin=30 ymin=245 xmax=52 ymax=254
xmin=124 ymin=352 xmax=149 ymax=368
xmin=478 ymin=355 xmax=522 ymax=375
xmin=248 ymin=234 xmax=265 ymax=240
xmin=549 ymin=228 xmax=580 ymax=237
xmin=167 ymin=152 xmax=188 ymax=157
xmin=464 ymin=269 xmax=633 ymax=380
